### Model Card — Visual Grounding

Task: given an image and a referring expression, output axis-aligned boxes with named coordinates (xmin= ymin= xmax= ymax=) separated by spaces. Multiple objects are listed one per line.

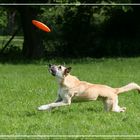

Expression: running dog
xmin=38 ymin=64 xmax=140 ymax=112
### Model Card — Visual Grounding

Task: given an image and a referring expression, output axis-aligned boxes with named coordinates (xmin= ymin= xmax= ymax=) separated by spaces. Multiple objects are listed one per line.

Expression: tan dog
xmin=38 ymin=64 xmax=140 ymax=112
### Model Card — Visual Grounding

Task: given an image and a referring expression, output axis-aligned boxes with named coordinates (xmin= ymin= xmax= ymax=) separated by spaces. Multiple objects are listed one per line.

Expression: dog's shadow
xmin=50 ymin=105 xmax=102 ymax=114
xmin=86 ymin=107 xmax=102 ymax=112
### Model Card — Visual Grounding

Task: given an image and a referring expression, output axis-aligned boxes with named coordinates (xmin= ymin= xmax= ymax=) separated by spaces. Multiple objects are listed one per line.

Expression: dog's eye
xmin=58 ymin=66 xmax=61 ymax=69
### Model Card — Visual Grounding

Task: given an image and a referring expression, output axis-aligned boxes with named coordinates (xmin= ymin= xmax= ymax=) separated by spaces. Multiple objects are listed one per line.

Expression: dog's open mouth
xmin=50 ymin=68 xmax=56 ymax=76
xmin=48 ymin=64 xmax=57 ymax=76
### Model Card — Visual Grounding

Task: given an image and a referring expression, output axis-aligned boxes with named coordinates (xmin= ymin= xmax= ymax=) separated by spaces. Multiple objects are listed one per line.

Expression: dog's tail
xmin=115 ymin=82 xmax=140 ymax=94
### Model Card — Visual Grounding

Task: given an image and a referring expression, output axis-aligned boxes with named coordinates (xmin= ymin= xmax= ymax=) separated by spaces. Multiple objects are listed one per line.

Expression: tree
xmin=0 ymin=0 xmax=52 ymax=59
xmin=17 ymin=6 xmax=45 ymax=59
xmin=1 ymin=0 xmax=140 ymax=59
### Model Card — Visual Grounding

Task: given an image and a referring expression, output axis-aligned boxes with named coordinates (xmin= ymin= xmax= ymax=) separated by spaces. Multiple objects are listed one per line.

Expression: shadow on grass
xmin=0 ymin=52 xmax=43 ymax=65
xmin=1 ymin=50 xmax=140 ymax=65
xmin=0 ymin=52 xmax=120 ymax=65
xmin=48 ymin=103 xmax=103 ymax=114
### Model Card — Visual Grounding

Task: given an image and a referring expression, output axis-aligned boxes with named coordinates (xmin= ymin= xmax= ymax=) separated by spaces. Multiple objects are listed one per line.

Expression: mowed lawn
xmin=0 ymin=58 xmax=140 ymax=137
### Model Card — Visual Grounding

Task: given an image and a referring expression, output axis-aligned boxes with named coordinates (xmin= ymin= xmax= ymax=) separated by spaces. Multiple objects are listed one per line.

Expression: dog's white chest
xmin=58 ymin=87 xmax=68 ymax=99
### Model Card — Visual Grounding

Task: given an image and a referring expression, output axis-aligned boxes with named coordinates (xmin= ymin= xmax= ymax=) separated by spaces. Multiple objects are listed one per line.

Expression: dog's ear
xmin=66 ymin=67 xmax=72 ymax=73
xmin=48 ymin=64 xmax=52 ymax=67
xmin=64 ymin=67 xmax=72 ymax=75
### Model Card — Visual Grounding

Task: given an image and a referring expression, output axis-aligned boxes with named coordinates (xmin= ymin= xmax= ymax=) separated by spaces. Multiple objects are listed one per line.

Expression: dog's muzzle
xmin=49 ymin=64 xmax=56 ymax=76
xmin=50 ymin=68 xmax=56 ymax=76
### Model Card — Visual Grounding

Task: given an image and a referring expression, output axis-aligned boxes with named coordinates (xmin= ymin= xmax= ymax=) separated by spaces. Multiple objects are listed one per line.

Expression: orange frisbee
xmin=32 ymin=20 xmax=51 ymax=32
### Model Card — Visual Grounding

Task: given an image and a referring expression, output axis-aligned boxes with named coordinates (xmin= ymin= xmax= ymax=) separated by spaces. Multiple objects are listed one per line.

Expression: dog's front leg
xmin=38 ymin=101 xmax=71 ymax=111
xmin=55 ymin=95 xmax=63 ymax=103
xmin=38 ymin=98 xmax=71 ymax=111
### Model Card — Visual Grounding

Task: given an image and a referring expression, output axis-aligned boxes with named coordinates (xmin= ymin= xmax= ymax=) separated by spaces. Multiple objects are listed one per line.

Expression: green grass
xmin=0 ymin=36 xmax=23 ymax=50
xmin=0 ymin=58 xmax=140 ymax=138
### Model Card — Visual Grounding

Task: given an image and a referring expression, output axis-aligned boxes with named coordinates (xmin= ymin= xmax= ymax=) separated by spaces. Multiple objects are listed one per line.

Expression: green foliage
xmin=96 ymin=0 xmax=132 ymax=3
xmin=0 ymin=3 xmax=140 ymax=58
xmin=0 ymin=7 xmax=8 ymax=32
xmin=37 ymin=4 xmax=138 ymax=58
xmin=0 ymin=0 xmax=51 ymax=3
xmin=38 ymin=6 xmax=66 ymax=53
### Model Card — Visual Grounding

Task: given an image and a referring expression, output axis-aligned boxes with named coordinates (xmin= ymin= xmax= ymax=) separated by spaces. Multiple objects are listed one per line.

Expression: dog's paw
xmin=120 ymin=107 xmax=126 ymax=112
xmin=38 ymin=105 xmax=50 ymax=111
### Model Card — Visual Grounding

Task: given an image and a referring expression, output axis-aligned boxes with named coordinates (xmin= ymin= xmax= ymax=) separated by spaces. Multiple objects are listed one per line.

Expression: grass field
xmin=0 ymin=36 xmax=23 ymax=49
xmin=0 ymin=57 xmax=140 ymax=139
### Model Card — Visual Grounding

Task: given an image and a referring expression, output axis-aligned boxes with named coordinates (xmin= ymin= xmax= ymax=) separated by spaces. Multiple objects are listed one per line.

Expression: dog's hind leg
xmin=103 ymin=98 xmax=113 ymax=112
xmin=112 ymin=95 xmax=126 ymax=112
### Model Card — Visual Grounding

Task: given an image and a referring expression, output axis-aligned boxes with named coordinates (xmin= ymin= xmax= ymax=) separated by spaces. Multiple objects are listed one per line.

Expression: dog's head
xmin=48 ymin=64 xmax=72 ymax=78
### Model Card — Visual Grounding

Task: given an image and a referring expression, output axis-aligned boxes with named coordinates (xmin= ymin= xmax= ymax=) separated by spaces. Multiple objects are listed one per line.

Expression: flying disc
xmin=32 ymin=20 xmax=51 ymax=32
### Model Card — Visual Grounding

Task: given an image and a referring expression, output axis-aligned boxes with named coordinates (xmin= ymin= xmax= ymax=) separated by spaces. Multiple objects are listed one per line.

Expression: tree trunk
xmin=18 ymin=6 xmax=44 ymax=59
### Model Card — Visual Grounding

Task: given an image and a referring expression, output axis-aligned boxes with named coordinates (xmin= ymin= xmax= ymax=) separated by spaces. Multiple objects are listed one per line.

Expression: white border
xmin=0 ymin=3 xmax=140 ymax=6
xmin=1 ymin=135 xmax=140 ymax=139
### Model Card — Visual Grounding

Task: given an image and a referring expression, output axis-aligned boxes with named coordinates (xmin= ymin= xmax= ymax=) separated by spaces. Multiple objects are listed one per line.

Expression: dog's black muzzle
xmin=48 ymin=64 xmax=56 ymax=76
